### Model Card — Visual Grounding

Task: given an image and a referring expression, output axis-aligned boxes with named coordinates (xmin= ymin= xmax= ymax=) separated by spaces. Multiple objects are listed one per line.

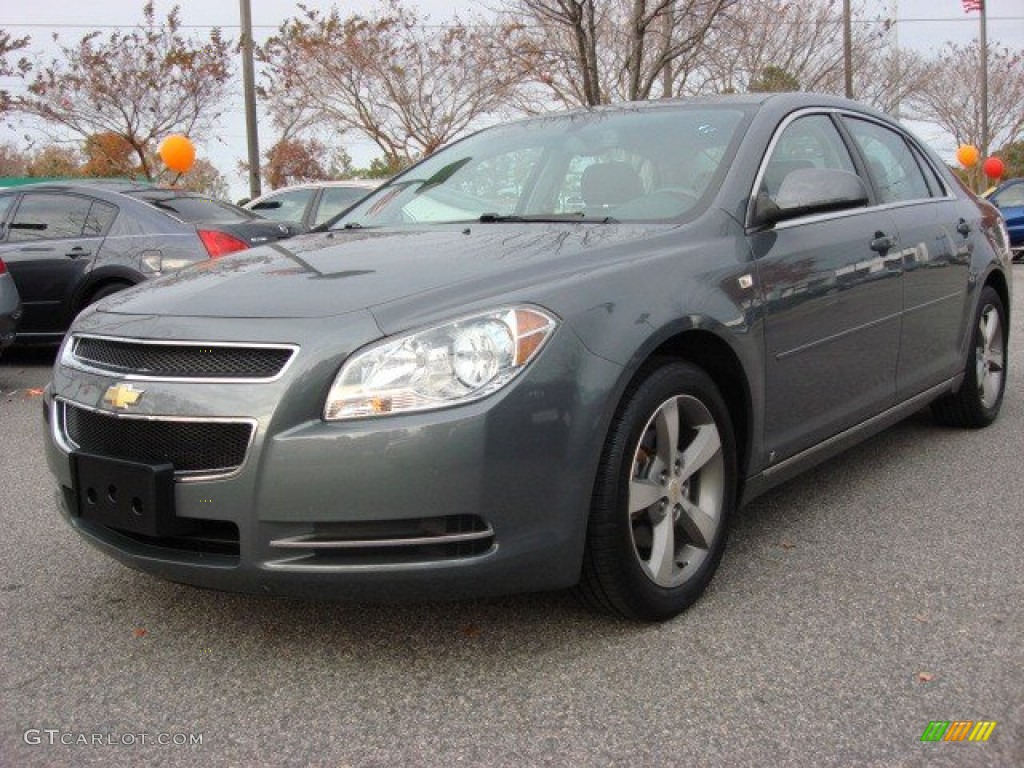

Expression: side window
xmin=844 ymin=118 xmax=932 ymax=204
xmin=314 ymin=187 xmax=372 ymax=227
xmin=758 ymin=114 xmax=857 ymax=198
xmin=85 ymin=201 xmax=118 ymax=237
xmin=249 ymin=188 xmax=315 ymax=222
xmin=7 ymin=193 xmax=92 ymax=242
xmin=909 ymin=144 xmax=946 ymax=197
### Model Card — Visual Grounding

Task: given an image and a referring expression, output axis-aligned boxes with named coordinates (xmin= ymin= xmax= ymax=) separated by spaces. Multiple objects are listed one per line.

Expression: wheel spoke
xmin=654 ymin=398 xmax=680 ymax=468
xmin=677 ymin=498 xmax=716 ymax=550
xmin=629 ymin=478 xmax=666 ymax=515
xmin=647 ymin=512 xmax=677 ymax=584
xmin=980 ymin=309 xmax=998 ymax=350
xmin=987 ymin=348 xmax=1005 ymax=373
xmin=679 ymin=424 xmax=721 ymax=483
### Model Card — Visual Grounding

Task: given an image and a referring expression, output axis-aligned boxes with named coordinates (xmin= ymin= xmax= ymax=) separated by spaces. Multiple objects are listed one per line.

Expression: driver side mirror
xmin=753 ymin=168 xmax=869 ymax=227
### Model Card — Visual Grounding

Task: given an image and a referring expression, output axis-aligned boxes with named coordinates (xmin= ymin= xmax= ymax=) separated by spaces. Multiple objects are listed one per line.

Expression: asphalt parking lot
xmin=1 ymin=270 xmax=1021 ymax=767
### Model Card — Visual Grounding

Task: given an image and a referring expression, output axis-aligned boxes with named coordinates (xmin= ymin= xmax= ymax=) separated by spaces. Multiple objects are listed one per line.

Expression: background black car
xmin=0 ymin=182 xmax=300 ymax=344
xmin=0 ymin=256 xmax=21 ymax=357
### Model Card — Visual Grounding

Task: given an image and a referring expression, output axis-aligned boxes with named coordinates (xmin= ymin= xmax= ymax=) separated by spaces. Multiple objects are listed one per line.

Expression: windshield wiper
xmin=478 ymin=213 xmax=618 ymax=224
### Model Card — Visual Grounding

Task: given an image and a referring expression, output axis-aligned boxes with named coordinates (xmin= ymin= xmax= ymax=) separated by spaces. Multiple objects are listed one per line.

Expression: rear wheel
xmin=579 ymin=361 xmax=737 ymax=621
xmin=83 ymin=281 xmax=133 ymax=309
xmin=932 ymin=285 xmax=1007 ymax=428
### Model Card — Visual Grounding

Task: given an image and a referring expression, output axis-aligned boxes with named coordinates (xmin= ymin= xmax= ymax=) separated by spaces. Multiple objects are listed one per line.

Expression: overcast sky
xmin=4 ymin=0 xmax=1023 ymax=199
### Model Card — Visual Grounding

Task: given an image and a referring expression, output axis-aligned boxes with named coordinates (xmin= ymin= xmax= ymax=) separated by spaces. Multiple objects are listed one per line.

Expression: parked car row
xmin=0 ymin=182 xmax=300 ymax=344
xmin=43 ymin=93 xmax=1013 ymax=621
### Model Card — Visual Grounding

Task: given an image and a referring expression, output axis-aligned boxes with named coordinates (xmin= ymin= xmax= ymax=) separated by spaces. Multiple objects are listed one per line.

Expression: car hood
xmin=98 ymin=224 xmax=674 ymax=322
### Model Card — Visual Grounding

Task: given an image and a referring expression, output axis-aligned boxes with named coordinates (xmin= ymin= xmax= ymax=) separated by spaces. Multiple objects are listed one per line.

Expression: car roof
xmin=486 ymin=92 xmax=892 ymax=133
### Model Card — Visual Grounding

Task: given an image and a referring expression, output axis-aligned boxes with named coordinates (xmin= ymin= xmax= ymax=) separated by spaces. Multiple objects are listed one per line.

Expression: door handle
xmin=869 ymin=232 xmax=895 ymax=253
xmin=66 ymin=246 xmax=91 ymax=259
xmin=956 ymin=219 xmax=971 ymax=237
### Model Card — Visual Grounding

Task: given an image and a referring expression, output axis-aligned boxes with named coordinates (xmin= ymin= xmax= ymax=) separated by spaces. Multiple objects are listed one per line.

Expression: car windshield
xmin=333 ymin=106 xmax=750 ymax=228
xmin=126 ymin=191 xmax=258 ymax=224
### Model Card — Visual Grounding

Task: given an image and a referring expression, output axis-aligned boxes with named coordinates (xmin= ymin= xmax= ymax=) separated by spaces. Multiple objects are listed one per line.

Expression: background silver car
xmin=243 ymin=180 xmax=381 ymax=230
xmin=0 ymin=256 xmax=22 ymax=357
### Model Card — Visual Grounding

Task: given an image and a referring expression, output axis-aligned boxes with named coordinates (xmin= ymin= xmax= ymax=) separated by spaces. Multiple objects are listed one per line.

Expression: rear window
xmin=127 ymin=191 xmax=256 ymax=224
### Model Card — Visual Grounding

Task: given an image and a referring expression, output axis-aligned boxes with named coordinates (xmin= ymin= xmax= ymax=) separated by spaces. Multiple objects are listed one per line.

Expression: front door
xmin=751 ymin=113 xmax=903 ymax=462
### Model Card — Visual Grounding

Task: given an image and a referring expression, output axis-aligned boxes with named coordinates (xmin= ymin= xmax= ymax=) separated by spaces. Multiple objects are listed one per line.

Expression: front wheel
xmin=579 ymin=361 xmax=737 ymax=621
xmin=932 ymin=285 xmax=1007 ymax=428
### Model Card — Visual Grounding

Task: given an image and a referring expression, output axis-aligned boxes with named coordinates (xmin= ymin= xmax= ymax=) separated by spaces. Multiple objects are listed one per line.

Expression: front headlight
xmin=324 ymin=306 xmax=558 ymax=420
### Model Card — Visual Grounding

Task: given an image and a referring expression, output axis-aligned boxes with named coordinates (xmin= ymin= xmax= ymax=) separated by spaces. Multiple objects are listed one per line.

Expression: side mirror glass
xmin=754 ymin=168 xmax=869 ymax=227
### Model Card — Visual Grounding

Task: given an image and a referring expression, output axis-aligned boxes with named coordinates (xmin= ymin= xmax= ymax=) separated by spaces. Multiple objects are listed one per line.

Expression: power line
xmin=2 ymin=17 xmax=1022 ymax=30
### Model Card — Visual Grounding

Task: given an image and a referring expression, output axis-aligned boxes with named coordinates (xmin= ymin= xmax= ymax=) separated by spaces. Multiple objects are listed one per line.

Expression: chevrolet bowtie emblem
xmin=103 ymin=383 xmax=144 ymax=409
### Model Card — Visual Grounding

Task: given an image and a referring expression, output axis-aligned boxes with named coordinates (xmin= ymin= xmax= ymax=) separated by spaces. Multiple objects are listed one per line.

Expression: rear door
xmin=750 ymin=112 xmax=903 ymax=461
xmin=841 ymin=116 xmax=971 ymax=398
xmin=0 ymin=192 xmax=114 ymax=338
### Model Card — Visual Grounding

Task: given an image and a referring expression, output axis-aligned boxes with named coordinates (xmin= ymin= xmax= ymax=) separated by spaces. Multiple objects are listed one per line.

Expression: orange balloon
xmin=159 ymin=134 xmax=196 ymax=173
xmin=955 ymin=144 xmax=979 ymax=168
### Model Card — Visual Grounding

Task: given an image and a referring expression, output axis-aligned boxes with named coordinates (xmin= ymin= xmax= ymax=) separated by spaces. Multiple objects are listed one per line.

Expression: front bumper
xmin=45 ymin=312 xmax=622 ymax=601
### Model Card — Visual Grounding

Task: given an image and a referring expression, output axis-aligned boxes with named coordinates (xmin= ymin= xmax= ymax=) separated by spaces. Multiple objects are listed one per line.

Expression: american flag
xmin=962 ymin=0 xmax=984 ymax=12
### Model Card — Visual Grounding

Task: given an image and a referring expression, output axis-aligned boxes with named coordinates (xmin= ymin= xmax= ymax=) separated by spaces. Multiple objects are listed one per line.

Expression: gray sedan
xmin=43 ymin=94 xmax=1013 ymax=620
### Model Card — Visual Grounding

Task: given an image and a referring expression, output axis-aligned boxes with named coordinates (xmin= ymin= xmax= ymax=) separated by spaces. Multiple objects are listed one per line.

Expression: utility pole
xmin=240 ymin=0 xmax=261 ymax=200
xmin=843 ymin=0 xmax=854 ymax=98
xmin=891 ymin=0 xmax=900 ymax=119
xmin=979 ymin=3 xmax=989 ymax=175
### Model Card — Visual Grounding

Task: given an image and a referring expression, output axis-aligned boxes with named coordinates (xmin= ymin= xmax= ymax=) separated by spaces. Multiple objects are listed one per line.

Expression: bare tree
xmin=905 ymin=41 xmax=1024 ymax=151
xmin=259 ymin=1 xmax=535 ymax=166
xmin=0 ymin=30 xmax=31 ymax=114
xmin=15 ymin=2 xmax=232 ymax=181
xmin=851 ymin=45 xmax=933 ymax=116
xmin=502 ymin=0 xmax=736 ymax=107
xmin=693 ymin=1 xmax=869 ymax=94
xmin=906 ymin=41 xmax=1024 ymax=191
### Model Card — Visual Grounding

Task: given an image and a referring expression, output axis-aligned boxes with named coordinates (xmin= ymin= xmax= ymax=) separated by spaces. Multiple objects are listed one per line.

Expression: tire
xmin=86 ymin=281 xmax=132 ymax=307
xmin=579 ymin=360 xmax=737 ymax=621
xmin=932 ymin=285 xmax=1007 ymax=428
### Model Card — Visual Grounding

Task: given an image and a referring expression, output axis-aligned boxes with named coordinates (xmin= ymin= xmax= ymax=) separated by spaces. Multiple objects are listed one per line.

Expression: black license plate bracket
xmin=71 ymin=452 xmax=184 ymax=537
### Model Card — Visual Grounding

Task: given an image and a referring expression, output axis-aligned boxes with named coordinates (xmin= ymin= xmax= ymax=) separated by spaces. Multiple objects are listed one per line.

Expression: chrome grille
xmin=61 ymin=402 xmax=253 ymax=476
xmin=71 ymin=336 xmax=295 ymax=380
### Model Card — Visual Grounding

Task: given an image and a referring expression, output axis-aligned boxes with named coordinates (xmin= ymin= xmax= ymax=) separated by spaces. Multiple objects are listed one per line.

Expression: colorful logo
xmin=921 ymin=721 xmax=997 ymax=742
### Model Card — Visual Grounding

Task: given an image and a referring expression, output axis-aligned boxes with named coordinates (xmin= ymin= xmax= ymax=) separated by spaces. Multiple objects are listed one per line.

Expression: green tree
xmin=748 ymin=66 xmax=800 ymax=93
xmin=993 ymin=141 xmax=1024 ymax=180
